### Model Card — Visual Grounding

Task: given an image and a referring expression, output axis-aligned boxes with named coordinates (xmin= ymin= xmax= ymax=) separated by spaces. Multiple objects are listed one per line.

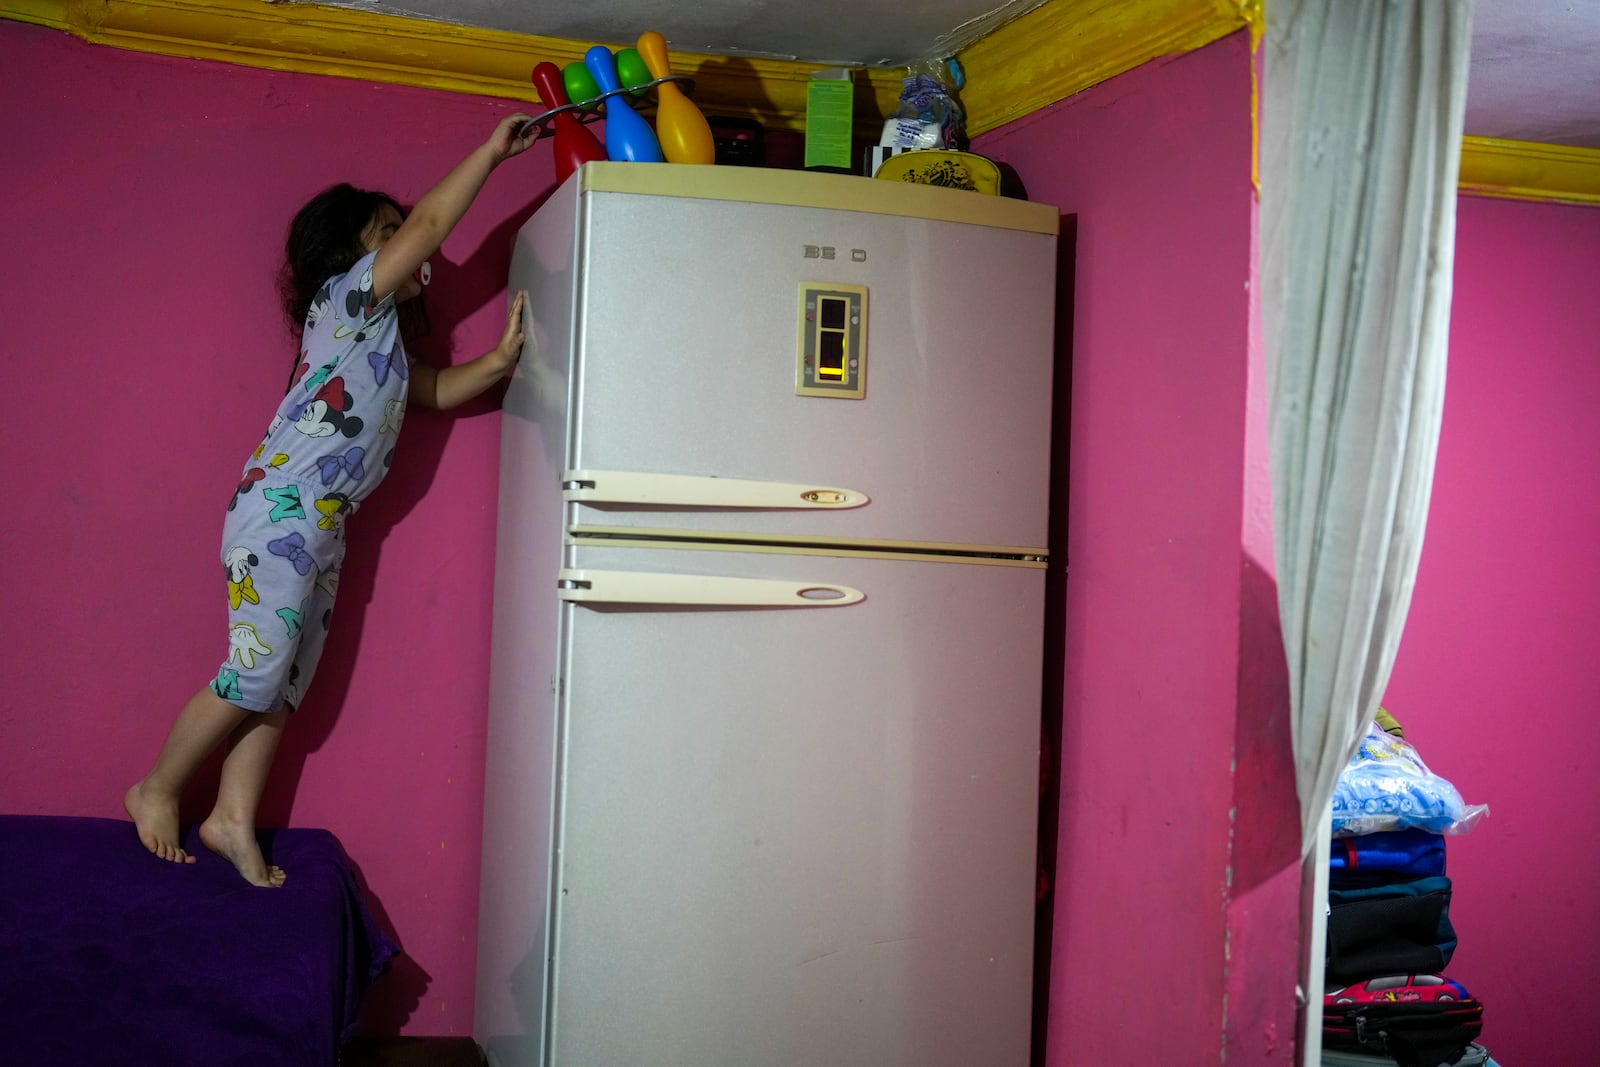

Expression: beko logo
xmin=803 ymin=246 xmax=868 ymax=262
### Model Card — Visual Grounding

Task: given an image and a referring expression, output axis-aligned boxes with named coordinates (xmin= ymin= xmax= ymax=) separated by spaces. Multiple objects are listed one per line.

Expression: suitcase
xmin=1323 ymin=974 xmax=1484 ymax=1067
xmin=1323 ymin=1042 xmax=1491 ymax=1066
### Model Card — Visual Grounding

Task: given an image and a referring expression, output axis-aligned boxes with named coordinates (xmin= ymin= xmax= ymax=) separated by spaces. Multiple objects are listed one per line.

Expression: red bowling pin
xmin=636 ymin=31 xmax=715 ymax=165
xmin=530 ymin=62 xmax=606 ymax=183
xmin=584 ymin=46 xmax=664 ymax=164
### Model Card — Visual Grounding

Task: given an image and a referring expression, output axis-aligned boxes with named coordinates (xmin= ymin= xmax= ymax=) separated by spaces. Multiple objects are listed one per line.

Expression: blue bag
xmin=1330 ymin=828 xmax=1446 ymax=886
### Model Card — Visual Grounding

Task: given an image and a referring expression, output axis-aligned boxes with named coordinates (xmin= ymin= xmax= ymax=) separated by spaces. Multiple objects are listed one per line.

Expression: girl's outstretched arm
xmin=369 ymin=114 xmax=534 ymax=304
xmin=409 ymin=291 xmax=526 ymax=410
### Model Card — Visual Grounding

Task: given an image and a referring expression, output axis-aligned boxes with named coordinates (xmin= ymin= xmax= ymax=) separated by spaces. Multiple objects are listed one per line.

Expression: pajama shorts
xmin=211 ymin=478 xmax=347 ymax=712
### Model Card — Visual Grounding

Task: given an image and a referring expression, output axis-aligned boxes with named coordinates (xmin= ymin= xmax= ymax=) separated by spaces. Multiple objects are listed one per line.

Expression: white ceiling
xmin=1465 ymin=0 xmax=1600 ymax=147
xmin=332 ymin=0 xmax=1043 ymax=67
xmin=331 ymin=0 xmax=1600 ymax=147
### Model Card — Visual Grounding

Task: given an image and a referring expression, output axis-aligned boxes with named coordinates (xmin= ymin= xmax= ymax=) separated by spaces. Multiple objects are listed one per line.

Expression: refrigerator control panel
xmin=796 ymin=283 xmax=867 ymax=399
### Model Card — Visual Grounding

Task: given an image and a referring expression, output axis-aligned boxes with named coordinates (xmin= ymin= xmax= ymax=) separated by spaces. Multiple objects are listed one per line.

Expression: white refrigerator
xmin=475 ymin=161 xmax=1058 ymax=1067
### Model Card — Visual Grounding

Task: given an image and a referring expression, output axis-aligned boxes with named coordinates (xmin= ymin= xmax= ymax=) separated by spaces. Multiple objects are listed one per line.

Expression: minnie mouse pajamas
xmin=212 ymin=251 xmax=411 ymax=712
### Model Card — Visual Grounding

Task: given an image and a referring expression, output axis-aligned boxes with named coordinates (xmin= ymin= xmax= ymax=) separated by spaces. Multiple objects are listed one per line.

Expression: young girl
xmin=125 ymin=112 xmax=536 ymax=886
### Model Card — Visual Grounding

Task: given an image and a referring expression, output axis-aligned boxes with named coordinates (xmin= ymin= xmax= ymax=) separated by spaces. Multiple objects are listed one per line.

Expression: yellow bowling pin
xmin=636 ymin=31 xmax=715 ymax=165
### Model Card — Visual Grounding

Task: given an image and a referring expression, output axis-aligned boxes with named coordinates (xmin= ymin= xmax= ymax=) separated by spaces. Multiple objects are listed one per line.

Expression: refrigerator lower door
xmin=477 ymin=383 xmax=567 ymax=1067
xmin=541 ymin=544 xmax=1043 ymax=1067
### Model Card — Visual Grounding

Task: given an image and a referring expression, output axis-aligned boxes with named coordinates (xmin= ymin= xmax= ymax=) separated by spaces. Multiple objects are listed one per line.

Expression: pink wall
xmin=0 ymin=20 xmax=560 ymax=1035
xmin=977 ymin=32 xmax=1600 ymax=1062
xmin=1383 ymin=196 xmax=1600 ymax=1065
xmin=16 ymin=16 xmax=1581 ymax=1062
xmin=977 ymin=32 xmax=1301 ymax=1064
xmin=5 ymin=19 xmax=1294 ymax=1054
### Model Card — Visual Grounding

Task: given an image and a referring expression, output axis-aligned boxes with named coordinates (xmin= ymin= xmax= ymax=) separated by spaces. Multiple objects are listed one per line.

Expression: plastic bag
xmin=878 ymin=60 xmax=966 ymax=151
xmin=1330 ymin=721 xmax=1488 ymax=837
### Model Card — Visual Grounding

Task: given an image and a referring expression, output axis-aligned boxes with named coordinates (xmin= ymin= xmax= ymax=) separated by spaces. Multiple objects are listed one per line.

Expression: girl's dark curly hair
xmin=278 ymin=182 xmax=402 ymax=336
xmin=277 ymin=183 xmax=430 ymax=390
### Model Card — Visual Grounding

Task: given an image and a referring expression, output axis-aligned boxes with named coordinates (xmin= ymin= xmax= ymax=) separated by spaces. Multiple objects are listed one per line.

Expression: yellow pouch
xmin=872 ymin=150 xmax=1002 ymax=195
xmin=1375 ymin=706 xmax=1405 ymax=738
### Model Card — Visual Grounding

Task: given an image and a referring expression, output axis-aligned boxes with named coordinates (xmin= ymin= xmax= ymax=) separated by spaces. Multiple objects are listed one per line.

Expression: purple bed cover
xmin=0 ymin=814 xmax=400 ymax=1066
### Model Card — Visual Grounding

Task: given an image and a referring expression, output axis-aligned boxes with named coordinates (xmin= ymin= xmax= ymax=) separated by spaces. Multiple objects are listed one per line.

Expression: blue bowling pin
xmin=584 ymin=46 xmax=664 ymax=163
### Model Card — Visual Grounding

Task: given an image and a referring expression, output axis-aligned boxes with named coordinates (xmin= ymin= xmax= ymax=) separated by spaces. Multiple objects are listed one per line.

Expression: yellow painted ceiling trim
xmin=1458 ymin=137 xmax=1600 ymax=207
xmin=958 ymin=0 xmax=1251 ymax=136
xmin=0 ymin=0 xmax=903 ymax=133
xmin=6 ymin=0 xmax=1598 ymax=207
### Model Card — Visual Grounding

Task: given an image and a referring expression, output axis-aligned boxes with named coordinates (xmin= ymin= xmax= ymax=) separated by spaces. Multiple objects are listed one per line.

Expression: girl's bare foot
xmin=124 ymin=779 xmax=196 ymax=864
xmin=200 ymin=815 xmax=286 ymax=887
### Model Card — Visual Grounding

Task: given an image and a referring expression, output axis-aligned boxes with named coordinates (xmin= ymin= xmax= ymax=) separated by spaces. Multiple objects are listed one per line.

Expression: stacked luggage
xmin=1321 ymin=709 xmax=1498 ymax=1067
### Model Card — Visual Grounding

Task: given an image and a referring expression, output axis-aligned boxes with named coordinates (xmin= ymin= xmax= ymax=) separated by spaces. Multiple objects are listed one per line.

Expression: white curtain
xmin=1260 ymin=7 xmax=1472 ymax=1058
xmin=1260 ymin=0 xmax=1473 ymax=857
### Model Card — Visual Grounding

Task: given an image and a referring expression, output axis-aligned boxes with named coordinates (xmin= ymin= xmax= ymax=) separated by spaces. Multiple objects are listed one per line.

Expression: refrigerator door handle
xmin=562 ymin=469 xmax=868 ymax=510
xmin=557 ymin=569 xmax=864 ymax=607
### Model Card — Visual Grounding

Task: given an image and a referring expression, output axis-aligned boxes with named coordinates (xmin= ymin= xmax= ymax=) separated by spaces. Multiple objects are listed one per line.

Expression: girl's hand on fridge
xmin=490 ymin=291 xmax=527 ymax=372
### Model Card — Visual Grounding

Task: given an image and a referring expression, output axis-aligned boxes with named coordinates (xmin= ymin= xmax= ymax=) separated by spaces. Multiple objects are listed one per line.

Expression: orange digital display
xmin=817 ymin=297 xmax=847 ymax=379
xmin=796 ymin=283 xmax=866 ymax=400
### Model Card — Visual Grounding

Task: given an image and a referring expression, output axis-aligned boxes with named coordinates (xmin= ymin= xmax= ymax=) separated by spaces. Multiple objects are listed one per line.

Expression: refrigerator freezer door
xmin=540 ymin=544 xmax=1043 ymax=1067
xmin=563 ymin=468 xmax=868 ymax=510
xmin=548 ymin=187 xmax=1056 ymax=551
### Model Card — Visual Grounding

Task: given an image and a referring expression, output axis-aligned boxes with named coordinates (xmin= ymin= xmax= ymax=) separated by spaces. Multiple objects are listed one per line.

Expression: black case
xmin=1322 ymin=999 xmax=1485 ymax=1067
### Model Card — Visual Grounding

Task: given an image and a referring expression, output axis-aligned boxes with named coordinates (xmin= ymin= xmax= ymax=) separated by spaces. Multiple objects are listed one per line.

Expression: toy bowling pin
xmin=615 ymin=48 xmax=652 ymax=96
xmin=530 ymin=61 xmax=606 ymax=183
xmin=583 ymin=46 xmax=664 ymax=163
xmin=636 ymin=31 xmax=715 ymax=165
xmin=563 ymin=61 xmax=600 ymax=109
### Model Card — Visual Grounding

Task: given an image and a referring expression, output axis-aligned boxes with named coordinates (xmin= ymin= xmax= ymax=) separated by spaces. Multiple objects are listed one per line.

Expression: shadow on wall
xmin=348 ymin=852 xmax=433 ymax=1034
xmin=285 ymin=185 xmax=561 ymax=1032
xmin=1233 ymin=554 xmax=1298 ymax=894
xmin=1031 ymin=213 xmax=1076 ymax=1067
xmin=1229 ymin=552 xmax=1303 ymax=1064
